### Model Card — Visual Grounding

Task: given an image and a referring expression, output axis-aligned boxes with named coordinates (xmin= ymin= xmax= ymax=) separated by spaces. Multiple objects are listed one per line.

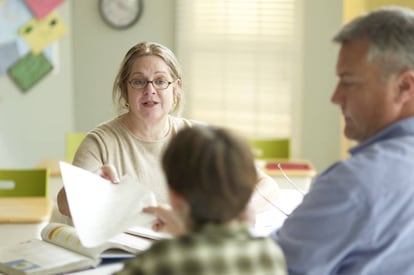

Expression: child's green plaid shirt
xmin=116 ymin=223 xmax=287 ymax=275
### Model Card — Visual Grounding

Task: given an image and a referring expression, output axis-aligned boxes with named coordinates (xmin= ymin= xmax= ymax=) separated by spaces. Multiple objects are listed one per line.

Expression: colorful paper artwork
xmin=0 ymin=0 xmax=54 ymax=62
xmin=25 ymin=0 xmax=65 ymax=19
xmin=7 ymin=52 xmax=53 ymax=92
xmin=18 ymin=11 xmax=67 ymax=54
xmin=0 ymin=40 xmax=19 ymax=76
xmin=0 ymin=0 xmax=67 ymax=92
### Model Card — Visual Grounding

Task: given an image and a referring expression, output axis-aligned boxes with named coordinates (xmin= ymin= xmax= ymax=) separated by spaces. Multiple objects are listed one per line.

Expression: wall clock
xmin=99 ymin=0 xmax=143 ymax=30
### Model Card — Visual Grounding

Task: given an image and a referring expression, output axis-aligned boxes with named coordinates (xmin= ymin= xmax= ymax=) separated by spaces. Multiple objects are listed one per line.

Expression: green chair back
xmin=0 ymin=169 xmax=49 ymax=197
xmin=247 ymin=138 xmax=291 ymax=159
xmin=65 ymin=132 xmax=86 ymax=163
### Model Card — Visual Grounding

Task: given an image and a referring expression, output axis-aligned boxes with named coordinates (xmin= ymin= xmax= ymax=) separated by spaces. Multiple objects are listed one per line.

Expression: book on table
xmin=0 ymin=222 xmax=155 ymax=275
xmin=0 ymin=162 xmax=172 ymax=274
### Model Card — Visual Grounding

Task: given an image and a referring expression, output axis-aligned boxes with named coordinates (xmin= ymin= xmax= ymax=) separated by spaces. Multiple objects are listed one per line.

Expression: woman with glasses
xmin=57 ymin=41 xmax=199 ymax=218
xmin=56 ymin=42 xmax=279 ymax=226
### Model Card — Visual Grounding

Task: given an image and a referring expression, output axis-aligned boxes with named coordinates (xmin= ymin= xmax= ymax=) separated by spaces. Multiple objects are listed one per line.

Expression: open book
xmin=0 ymin=222 xmax=154 ymax=275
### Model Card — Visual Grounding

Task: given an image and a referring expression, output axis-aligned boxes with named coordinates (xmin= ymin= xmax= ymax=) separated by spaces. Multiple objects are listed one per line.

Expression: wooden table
xmin=0 ymin=197 xmax=52 ymax=247
xmin=0 ymin=197 xmax=52 ymax=223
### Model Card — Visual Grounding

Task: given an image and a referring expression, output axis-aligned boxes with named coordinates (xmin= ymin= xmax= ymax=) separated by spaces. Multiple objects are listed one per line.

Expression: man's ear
xmin=396 ymin=70 xmax=414 ymax=104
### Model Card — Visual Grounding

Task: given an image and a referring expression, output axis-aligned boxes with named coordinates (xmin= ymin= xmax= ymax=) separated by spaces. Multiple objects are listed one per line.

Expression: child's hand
xmin=143 ymin=205 xmax=186 ymax=236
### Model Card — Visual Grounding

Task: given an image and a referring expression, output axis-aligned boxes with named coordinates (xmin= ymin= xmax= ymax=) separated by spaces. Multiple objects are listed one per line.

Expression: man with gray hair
xmin=272 ymin=6 xmax=414 ymax=275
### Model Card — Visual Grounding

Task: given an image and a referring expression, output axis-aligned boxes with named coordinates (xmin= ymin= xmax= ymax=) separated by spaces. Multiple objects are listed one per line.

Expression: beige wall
xmin=299 ymin=0 xmax=342 ymax=172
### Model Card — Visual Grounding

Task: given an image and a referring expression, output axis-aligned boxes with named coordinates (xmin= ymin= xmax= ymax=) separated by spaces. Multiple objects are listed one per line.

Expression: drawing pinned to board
xmin=7 ymin=52 xmax=53 ymax=92
xmin=0 ymin=41 xmax=19 ymax=76
xmin=0 ymin=0 xmax=55 ymax=64
xmin=25 ymin=0 xmax=65 ymax=19
xmin=18 ymin=11 xmax=67 ymax=54
xmin=0 ymin=0 xmax=67 ymax=92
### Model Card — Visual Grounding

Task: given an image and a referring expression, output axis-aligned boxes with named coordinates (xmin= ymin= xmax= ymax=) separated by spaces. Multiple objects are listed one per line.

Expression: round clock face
xmin=99 ymin=0 xmax=143 ymax=30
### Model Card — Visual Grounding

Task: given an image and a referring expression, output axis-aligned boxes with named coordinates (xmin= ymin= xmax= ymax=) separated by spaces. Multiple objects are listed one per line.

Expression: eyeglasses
xmin=277 ymin=163 xmax=306 ymax=196
xmin=255 ymin=163 xmax=306 ymax=217
xmin=128 ymin=78 xmax=175 ymax=90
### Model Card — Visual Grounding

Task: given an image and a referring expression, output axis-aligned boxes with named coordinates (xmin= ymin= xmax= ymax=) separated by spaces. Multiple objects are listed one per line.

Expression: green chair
xmin=65 ymin=132 xmax=86 ymax=163
xmin=247 ymin=138 xmax=291 ymax=159
xmin=0 ymin=169 xmax=49 ymax=197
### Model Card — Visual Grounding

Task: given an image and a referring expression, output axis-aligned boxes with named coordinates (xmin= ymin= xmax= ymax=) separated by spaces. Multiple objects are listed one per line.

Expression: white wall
xmin=0 ymin=0 xmax=342 ymax=173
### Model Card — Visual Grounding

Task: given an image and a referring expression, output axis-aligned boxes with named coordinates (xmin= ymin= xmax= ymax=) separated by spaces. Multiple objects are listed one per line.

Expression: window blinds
xmin=176 ymin=0 xmax=297 ymax=138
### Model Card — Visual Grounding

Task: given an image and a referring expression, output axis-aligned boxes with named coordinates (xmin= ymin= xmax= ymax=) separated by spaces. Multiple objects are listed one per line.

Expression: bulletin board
xmin=0 ymin=0 xmax=67 ymax=92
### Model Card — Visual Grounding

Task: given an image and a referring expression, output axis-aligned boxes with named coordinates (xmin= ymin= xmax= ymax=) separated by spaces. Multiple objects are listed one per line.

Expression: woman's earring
xmin=125 ymin=102 xmax=130 ymax=108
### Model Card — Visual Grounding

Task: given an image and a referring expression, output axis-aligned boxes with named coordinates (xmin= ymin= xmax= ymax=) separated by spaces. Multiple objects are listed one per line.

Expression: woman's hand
xmin=143 ymin=205 xmax=186 ymax=236
xmin=57 ymin=187 xmax=72 ymax=218
xmin=95 ymin=164 xmax=120 ymax=183
xmin=57 ymin=164 xmax=120 ymax=218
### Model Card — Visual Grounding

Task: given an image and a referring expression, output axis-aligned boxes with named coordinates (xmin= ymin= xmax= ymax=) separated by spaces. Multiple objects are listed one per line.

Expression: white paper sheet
xmin=59 ymin=161 xmax=157 ymax=247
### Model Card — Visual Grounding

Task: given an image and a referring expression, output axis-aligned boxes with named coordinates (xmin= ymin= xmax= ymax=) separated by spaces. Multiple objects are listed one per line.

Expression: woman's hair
xmin=162 ymin=125 xmax=257 ymax=228
xmin=112 ymin=41 xmax=184 ymax=115
xmin=333 ymin=6 xmax=414 ymax=80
